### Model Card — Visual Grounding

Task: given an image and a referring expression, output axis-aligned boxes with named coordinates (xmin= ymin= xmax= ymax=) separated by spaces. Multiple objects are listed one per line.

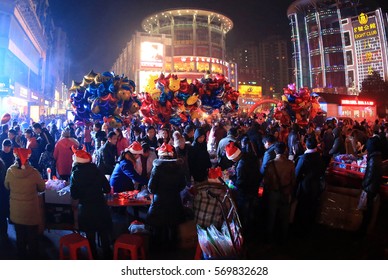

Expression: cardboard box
xmin=44 ymin=189 xmax=71 ymax=205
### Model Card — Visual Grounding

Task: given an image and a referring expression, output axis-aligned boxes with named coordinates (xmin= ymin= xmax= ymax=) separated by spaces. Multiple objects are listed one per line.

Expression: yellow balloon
xmin=187 ymin=94 xmax=199 ymax=106
xmin=169 ymin=78 xmax=180 ymax=92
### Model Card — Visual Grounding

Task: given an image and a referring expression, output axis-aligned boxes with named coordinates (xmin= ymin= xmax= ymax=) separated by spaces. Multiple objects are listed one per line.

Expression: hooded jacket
xmin=146 ymin=158 xmax=186 ymax=226
xmin=188 ymin=128 xmax=211 ymax=182
xmin=5 ymin=163 xmax=45 ymax=225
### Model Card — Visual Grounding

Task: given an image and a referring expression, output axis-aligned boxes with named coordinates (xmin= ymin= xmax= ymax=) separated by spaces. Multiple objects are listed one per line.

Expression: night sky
xmin=49 ymin=0 xmax=388 ymax=84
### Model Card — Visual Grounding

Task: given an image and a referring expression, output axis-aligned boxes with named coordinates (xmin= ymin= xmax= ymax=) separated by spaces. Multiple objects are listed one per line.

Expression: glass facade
xmin=287 ymin=0 xmax=388 ymax=94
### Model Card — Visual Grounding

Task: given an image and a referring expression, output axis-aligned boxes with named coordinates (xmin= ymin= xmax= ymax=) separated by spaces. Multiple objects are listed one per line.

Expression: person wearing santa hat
xmin=146 ymin=143 xmax=186 ymax=251
xmin=69 ymin=145 xmax=112 ymax=259
xmin=110 ymin=141 xmax=148 ymax=193
xmin=4 ymin=147 xmax=45 ymax=259
xmin=225 ymin=137 xmax=261 ymax=241
xmin=192 ymin=167 xmax=229 ymax=229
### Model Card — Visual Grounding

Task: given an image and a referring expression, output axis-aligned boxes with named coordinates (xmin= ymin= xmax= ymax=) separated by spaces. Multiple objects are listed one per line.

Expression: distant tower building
xmin=112 ymin=8 xmax=237 ymax=91
xmin=287 ymin=0 xmax=388 ymax=94
xmin=229 ymin=37 xmax=290 ymax=96
xmin=258 ymin=36 xmax=290 ymax=95
xmin=229 ymin=42 xmax=262 ymax=86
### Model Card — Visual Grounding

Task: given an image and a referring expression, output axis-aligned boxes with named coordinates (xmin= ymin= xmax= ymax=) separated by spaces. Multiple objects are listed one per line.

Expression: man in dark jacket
xmin=96 ymin=131 xmax=118 ymax=176
xmin=188 ymin=128 xmax=211 ymax=183
xmin=70 ymin=146 xmax=112 ymax=259
xmin=295 ymin=136 xmax=325 ymax=233
xmin=358 ymin=136 xmax=382 ymax=236
xmin=227 ymin=139 xmax=261 ymax=240
xmin=32 ymin=122 xmax=55 ymax=154
xmin=329 ymin=127 xmax=345 ymax=158
xmin=260 ymin=134 xmax=277 ymax=178
xmin=246 ymin=122 xmax=265 ymax=159
xmin=264 ymin=142 xmax=296 ymax=243
xmin=146 ymin=143 xmax=186 ymax=250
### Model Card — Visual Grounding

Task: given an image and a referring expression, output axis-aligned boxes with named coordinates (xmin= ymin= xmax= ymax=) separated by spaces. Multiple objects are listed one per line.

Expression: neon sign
xmin=353 ymin=14 xmax=378 ymax=40
xmin=341 ymin=99 xmax=374 ymax=106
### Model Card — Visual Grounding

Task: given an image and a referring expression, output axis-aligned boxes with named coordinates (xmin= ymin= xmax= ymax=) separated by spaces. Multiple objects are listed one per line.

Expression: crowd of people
xmin=0 ymin=114 xmax=386 ymax=259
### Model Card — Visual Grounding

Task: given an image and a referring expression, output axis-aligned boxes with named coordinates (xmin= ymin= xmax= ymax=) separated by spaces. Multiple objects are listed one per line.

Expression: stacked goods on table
xmin=330 ymin=154 xmax=367 ymax=177
xmin=45 ymin=179 xmax=71 ymax=204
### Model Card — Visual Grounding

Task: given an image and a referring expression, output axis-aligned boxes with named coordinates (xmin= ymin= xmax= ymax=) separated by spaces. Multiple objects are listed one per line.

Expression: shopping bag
xmin=357 ymin=190 xmax=368 ymax=211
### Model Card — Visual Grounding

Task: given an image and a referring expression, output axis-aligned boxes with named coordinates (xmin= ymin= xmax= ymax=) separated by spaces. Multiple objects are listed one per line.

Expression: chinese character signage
xmin=353 ymin=13 xmax=378 ymax=40
xmin=238 ymin=85 xmax=262 ymax=97
xmin=341 ymin=99 xmax=374 ymax=106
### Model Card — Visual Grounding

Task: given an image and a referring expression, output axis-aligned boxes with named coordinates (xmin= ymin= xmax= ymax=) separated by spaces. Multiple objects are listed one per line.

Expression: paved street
xmin=1 ymin=200 xmax=387 ymax=260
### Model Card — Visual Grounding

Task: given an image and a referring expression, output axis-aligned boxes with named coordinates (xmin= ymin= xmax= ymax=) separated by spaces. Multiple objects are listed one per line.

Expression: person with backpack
xmin=263 ymin=142 xmax=296 ymax=244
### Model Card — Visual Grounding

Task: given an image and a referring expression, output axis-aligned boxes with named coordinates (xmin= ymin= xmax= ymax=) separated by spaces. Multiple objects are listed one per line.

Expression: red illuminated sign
xmin=341 ymin=99 xmax=374 ymax=106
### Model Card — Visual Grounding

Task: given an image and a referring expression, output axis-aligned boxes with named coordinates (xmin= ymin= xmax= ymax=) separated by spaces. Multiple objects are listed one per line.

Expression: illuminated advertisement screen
xmin=140 ymin=42 xmax=163 ymax=68
xmin=139 ymin=71 xmax=162 ymax=93
xmin=352 ymin=13 xmax=384 ymax=87
xmin=238 ymin=85 xmax=262 ymax=97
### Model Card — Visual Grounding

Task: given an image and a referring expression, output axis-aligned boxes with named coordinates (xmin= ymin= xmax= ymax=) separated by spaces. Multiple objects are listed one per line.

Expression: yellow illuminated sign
xmin=353 ymin=14 xmax=378 ymax=40
xmin=358 ymin=13 xmax=368 ymax=25
xmin=238 ymin=85 xmax=262 ymax=97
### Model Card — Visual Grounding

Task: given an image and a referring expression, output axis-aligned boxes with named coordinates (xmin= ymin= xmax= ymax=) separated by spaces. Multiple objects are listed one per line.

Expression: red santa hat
xmin=13 ymin=148 xmax=31 ymax=169
xmin=126 ymin=141 xmax=143 ymax=155
xmin=208 ymin=167 xmax=222 ymax=183
xmin=225 ymin=142 xmax=241 ymax=161
xmin=156 ymin=143 xmax=174 ymax=157
xmin=71 ymin=145 xmax=92 ymax=163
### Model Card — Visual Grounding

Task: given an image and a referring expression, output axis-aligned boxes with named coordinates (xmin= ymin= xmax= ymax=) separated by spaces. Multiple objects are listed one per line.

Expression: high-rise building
xmin=112 ymin=8 xmax=237 ymax=92
xmin=228 ymin=37 xmax=290 ymax=96
xmin=258 ymin=36 xmax=290 ymax=96
xmin=0 ymin=0 xmax=68 ymax=121
xmin=287 ymin=0 xmax=388 ymax=95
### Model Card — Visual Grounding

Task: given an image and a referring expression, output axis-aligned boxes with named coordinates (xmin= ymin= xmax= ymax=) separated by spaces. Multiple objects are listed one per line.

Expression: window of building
xmin=346 ymin=51 xmax=353 ymax=66
xmin=348 ymin=70 xmax=354 ymax=87
xmin=197 ymin=29 xmax=208 ymax=42
xmin=174 ymin=46 xmax=193 ymax=56
xmin=197 ymin=47 xmax=209 ymax=56
xmin=344 ymin=32 xmax=351 ymax=46
xmin=175 ymin=29 xmax=192 ymax=41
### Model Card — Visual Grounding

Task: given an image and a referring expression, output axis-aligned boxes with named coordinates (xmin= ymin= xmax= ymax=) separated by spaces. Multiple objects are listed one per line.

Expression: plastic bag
xmin=57 ymin=185 xmax=71 ymax=196
xmin=197 ymin=225 xmax=220 ymax=259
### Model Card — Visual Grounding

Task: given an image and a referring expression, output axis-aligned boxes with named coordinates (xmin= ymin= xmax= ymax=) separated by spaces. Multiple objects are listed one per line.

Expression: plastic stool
xmin=59 ymin=233 xmax=93 ymax=260
xmin=113 ymin=234 xmax=146 ymax=260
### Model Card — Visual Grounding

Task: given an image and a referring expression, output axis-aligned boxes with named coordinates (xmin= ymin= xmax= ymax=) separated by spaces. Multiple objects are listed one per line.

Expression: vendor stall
xmin=318 ymin=157 xmax=388 ymax=232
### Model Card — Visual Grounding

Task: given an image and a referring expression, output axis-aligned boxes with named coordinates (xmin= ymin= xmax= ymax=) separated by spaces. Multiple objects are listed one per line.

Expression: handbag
xmin=357 ymin=190 xmax=368 ymax=211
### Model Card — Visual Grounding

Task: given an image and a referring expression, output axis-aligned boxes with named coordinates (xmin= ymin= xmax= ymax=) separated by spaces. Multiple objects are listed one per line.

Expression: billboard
xmin=238 ymin=85 xmax=262 ymax=97
xmin=352 ymin=13 xmax=384 ymax=88
xmin=140 ymin=42 xmax=163 ymax=68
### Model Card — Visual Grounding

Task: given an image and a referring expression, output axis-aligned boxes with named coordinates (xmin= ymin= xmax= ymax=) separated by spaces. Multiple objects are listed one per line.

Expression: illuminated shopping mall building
xmin=112 ymin=8 xmax=238 ymax=92
xmin=287 ymin=0 xmax=388 ymax=95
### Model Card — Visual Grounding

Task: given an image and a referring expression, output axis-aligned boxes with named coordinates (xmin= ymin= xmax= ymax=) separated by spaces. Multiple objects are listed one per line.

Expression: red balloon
xmin=1 ymin=113 xmax=11 ymax=124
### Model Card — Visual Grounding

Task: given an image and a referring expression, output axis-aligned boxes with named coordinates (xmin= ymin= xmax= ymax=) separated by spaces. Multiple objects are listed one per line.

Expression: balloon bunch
xmin=139 ymin=72 xmax=239 ymax=126
xmin=274 ymin=83 xmax=323 ymax=126
xmin=69 ymin=70 xmax=141 ymax=128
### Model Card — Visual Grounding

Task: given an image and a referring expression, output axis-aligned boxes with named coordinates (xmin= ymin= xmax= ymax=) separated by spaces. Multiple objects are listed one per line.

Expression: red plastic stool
xmin=59 ymin=233 xmax=93 ymax=260
xmin=113 ymin=234 xmax=146 ymax=260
